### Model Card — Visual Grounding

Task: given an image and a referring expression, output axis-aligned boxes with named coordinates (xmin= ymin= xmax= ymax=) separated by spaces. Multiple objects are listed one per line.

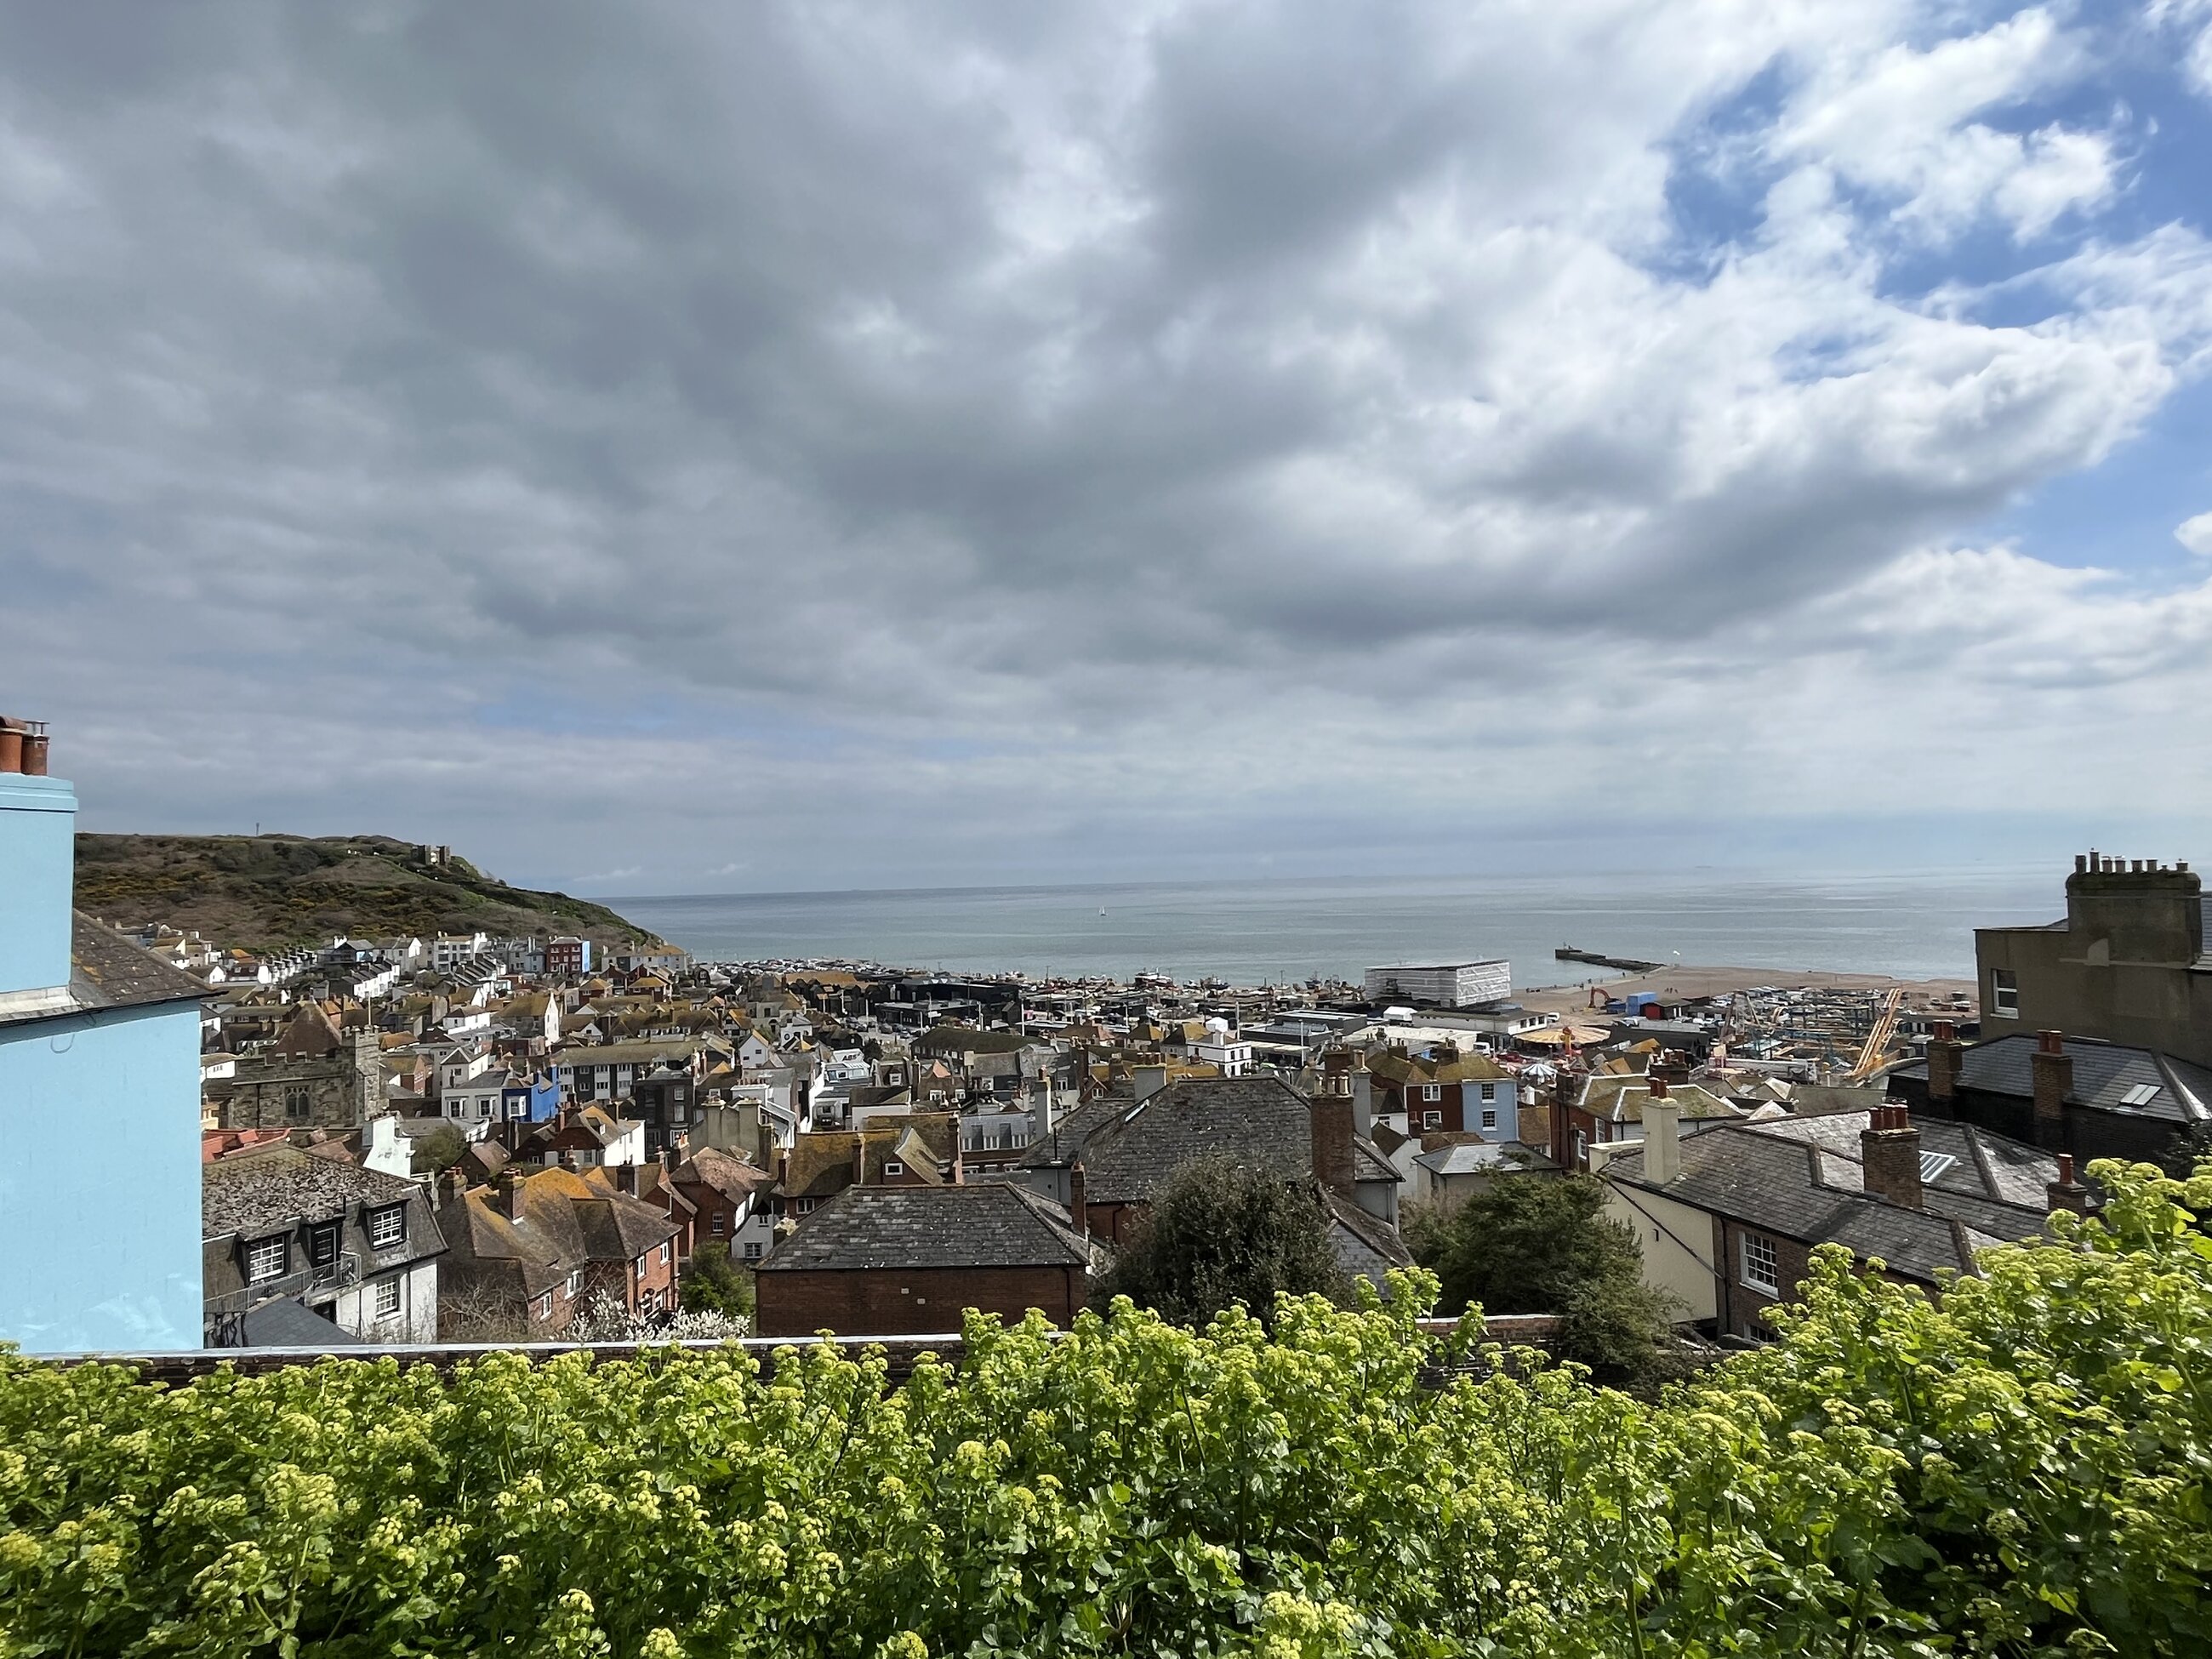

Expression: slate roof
xmin=0 ymin=913 xmax=213 ymax=1029
xmin=1016 ymin=1091 xmax=1127 ymax=1170
xmin=1604 ymin=1111 xmax=2055 ymax=1285
xmin=1892 ymin=1035 xmax=2212 ymax=1127
xmin=1577 ymin=1075 xmax=1739 ymax=1123
xmin=1075 ymin=1076 xmax=1316 ymax=1205
xmin=1417 ymin=1139 xmax=1561 ymax=1177
xmin=240 ymin=1297 xmax=367 ymax=1348
xmin=758 ymin=1183 xmax=1092 ymax=1272
xmin=1325 ymin=1192 xmax=1416 ymax=1277
xmin=202 ymin=1145 xmax=430 ymax=1240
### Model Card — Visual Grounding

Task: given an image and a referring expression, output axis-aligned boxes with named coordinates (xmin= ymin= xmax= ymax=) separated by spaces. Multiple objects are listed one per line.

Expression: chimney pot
xmin=2046 ymin=1152 xmax=2089 ymax=1216
xmin=2075 ymin=854 xmax=2088 ymax=873
xmin=2038 ymin=1029 xmax=2064 ymax=1056
xmin=1649 ymin=1075 xmax=1669 ymax=1099
xmin=1861 ymin=1105 xmax=1924 ymax=1208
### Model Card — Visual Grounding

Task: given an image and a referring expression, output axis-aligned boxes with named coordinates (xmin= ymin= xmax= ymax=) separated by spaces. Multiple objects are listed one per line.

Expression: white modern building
xmin=1362 ymin=960 xmax=1512 ymax=1009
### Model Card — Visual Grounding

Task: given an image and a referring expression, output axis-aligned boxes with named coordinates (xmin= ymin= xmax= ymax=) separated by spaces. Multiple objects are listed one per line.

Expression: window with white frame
xmin=744 ymin=1242 xmax=762 ymax=1260
xmin=373 ymin=1277 xmax=402 ymax=1320
xmin=536 ymin=1293 xmax=553 ymax=1320
xmin=367 ymin=1205 xmax=406 ymax=1251
xmin=658 ymin=1242 xmax=670 ymax=1266
xmin=1574 ymin=1129 xmax=1588 ymax=1163
xmin=1480 ymin=1109 xmax=1497 ymax=1131
xmin=1741 ymin=1232 xmax=1782 ymax=1295
xmin=246 ymin=1237 xmax=288 ymax=1282
xmin=710 ymin=1211 xmax=727 ymax=1236
xmin=567 ymin=1270 xmax=584 ymax=1300
xmin=1422 ymin=1110 xmax=1442 ymax=1129
xmin=636 ymin=1255 xmax=648 ymax=1281
xmin=1421 ymin=1084 xmax=1442 ymax=1102
xmin=1991 ymin=968 xmax=2020 ymax=1018
xmin=884 ymin=1160 xmax=904 ymax=1176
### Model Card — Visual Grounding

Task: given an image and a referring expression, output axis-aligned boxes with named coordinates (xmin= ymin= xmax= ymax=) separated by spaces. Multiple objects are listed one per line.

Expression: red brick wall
xmin=756 ymin=1264 xmax=1086 ymax=1337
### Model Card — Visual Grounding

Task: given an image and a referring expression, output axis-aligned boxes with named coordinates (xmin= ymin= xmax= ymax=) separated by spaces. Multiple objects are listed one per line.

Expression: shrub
xmin=1 ymin=1159 xmax=2207 ymax=1657
xmin=1087 ymin=1152 xmax=1348 ymax=1326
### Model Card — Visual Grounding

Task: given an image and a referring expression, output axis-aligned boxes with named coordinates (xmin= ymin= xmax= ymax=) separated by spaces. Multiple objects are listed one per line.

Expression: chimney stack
xmin=1861 ymin=1103 xmax=1924 ymax=1209
xmin=2030 ymin=1031 xmax=2072 ymax=1151
xmin=496 ymin=1167 xmax=522 ymax=1221
xmin=1068 ymin=1160 xmax=1089 ymax=1238
xmin=1133 ymin=1064 xmax=1168 ymax=1103
xmin=2046 ymin=1152 xmax=2090 ymax=1216
xmin=1642 ymin=1083 xmax=1681 ymax=1184
xmin=1309 ymin=1086 xmax=1356 ymax=1197
xmin=1925 ymin=1021 xmax=1963 ymax=1109
xmin=614 ymin=1162 xmax=637 ymax=1196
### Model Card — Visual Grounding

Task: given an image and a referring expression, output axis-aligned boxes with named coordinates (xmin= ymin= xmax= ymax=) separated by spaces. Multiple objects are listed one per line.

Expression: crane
xmin=1848 ymin=987 xmax=1904 ymax=1083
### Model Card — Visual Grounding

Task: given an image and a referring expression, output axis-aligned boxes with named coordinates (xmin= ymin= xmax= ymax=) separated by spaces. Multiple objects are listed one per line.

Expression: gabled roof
xmin=1365 ymin=1047 xmax=1511 ymax=1086
xmin=1892 ymin=1034 xmax=2212 ymax=1126
xmin=1603 ymin=1112 xmax=2055 ymax=1285
xmin=202 ymin=1144 xmax=430 ymax=1241
xmin=1076 ymin=1076 xmax=1314 ymax=1206
xmin=1576 ymin=1075 xmax=1738 ymax=1123
xmin=758 ymin=1183 xmax=1092 ymax=1273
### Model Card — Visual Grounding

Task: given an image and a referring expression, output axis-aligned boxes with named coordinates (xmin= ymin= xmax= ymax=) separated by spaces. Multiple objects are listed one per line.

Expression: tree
xmin=414 ymin=1122 xmax=468 ymax=1174
xmin=1089 ymin=1153 xmax=1348 ymax=1327
xmin=1416 ymin=1173 xmax=1680 ymax=1386
xmin=680 ymin=1240 xmax=755 ymax=1321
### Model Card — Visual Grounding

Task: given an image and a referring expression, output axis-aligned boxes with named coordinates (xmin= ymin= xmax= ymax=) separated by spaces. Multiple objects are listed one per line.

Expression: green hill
xmin=73 ymin=832 xmax=664 ymax=955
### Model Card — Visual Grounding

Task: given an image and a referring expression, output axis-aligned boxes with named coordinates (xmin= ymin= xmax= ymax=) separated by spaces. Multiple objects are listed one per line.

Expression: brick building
xmin=432 ymin=1163 xmax=680 ymax=1337
xmin=755 ymin=1183 xmax=1096 ymax=1337
xmin=1596 ymin=1098 xmax=2072 ymax=1340
xmin=1890 ymin=1025 xmax=2211 ymax=1167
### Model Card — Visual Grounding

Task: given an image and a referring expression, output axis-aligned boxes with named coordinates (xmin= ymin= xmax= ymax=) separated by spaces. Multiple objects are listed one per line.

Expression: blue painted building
xmin=0 ymin=754 xmax=208 ymax=1352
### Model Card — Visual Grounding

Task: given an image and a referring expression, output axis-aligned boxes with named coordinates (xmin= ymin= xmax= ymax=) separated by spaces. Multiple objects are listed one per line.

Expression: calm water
xmin=613 ymin=869 xmax=2059 ymax=988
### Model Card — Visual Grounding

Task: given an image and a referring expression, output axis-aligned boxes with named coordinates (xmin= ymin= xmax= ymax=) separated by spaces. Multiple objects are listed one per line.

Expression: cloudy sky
xmin=3 ymin=1 xmax=2210 ymax=896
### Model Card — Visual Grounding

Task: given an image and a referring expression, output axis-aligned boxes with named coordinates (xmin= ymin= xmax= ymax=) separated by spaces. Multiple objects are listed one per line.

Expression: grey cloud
xmin=0 ymin=0 xmax=2207 ymax=883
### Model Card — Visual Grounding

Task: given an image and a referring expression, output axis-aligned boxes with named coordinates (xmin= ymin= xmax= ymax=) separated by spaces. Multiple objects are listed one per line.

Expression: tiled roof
xmin=758 ymin=1183 xmax=1092 ymax=1272
xmin=1076 ymin=1076 xmax=1314 ymax=1206
xmin=1604 ymin=1111 xmax=2055 ymax=1285
xmin=1578 ymin=1075 xmax=1738 ymax=1123
xmin=1 ymin=913 xmax=213 ymax=1029
xmin=202 ymin=1145 xmax=427 ymax=1240
xmin=1366 ymin=1048 xmax=1511 ymax=1085
xmin=1017 ymin=1092 xmax=1126 ymax=1170
xmin=1893 ymin=1034 xmax=2212 ymax=1126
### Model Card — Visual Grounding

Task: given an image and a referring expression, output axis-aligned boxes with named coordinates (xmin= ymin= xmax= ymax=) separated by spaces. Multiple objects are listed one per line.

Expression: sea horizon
xmin=610 ymin=864 xmax=2060 ymax=989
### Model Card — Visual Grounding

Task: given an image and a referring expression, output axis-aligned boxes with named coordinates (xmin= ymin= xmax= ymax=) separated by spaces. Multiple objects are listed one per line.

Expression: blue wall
xmin=0 ymin=776 xmax=76 ymax=996
xmin=0 ymin=1000 xmax=204 ymax=1352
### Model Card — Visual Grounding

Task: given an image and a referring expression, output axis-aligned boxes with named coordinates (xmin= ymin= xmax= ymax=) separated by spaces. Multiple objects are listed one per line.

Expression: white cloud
xmin=2178 ymin=512 xmax=2212 ymax=556
xmin=0 ymin=1 xmax=2206 ymax=884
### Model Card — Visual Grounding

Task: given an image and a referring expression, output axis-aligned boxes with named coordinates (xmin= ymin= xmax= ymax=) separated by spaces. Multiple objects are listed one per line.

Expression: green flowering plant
xmin=3 ymin=1160 xmax=2208 ymax=1657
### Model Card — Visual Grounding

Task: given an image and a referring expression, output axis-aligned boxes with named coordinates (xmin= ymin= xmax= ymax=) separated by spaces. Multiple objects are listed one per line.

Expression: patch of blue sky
xmin=1645 ymin=59 xmax=1797 ymax=285
xmin=1979 ymin=374 xmax=2212 ymax=574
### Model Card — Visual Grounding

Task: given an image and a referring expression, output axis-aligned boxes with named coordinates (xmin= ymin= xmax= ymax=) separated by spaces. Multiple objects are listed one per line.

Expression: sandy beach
xmin=1517 ymin=964 xmax=1977 ymax=1016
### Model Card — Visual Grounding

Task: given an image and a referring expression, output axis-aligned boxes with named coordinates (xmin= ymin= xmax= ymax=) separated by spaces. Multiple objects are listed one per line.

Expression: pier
xmin=1554 ymin=944 xmax=1663 ymax=972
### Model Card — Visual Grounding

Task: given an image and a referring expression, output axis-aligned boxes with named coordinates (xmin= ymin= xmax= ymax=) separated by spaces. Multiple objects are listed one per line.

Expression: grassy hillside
xmin=73 ymin=832 xmax=665 ymax=954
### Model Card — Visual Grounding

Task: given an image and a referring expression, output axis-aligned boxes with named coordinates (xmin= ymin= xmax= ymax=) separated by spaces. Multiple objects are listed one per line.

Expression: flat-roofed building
xmin=1362 ymin=960 xmax=1510 ymax=1009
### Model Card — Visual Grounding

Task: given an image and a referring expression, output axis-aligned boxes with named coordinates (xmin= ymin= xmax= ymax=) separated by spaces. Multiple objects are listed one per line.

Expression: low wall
xmin=67 ymin=1314 xmax=1562 ymax=1389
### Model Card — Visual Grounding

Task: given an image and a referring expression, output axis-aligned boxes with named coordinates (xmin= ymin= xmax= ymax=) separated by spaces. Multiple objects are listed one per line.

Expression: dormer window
xmin=367 ymin=1204 xmax=406 ymax=1251
xmin=246 ymin=1236 xmax=288 ymax=1282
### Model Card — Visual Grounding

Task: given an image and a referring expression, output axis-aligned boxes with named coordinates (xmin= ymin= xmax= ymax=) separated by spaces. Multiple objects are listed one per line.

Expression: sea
xmin=612 ymin=868 xmax=2060 ymax=990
